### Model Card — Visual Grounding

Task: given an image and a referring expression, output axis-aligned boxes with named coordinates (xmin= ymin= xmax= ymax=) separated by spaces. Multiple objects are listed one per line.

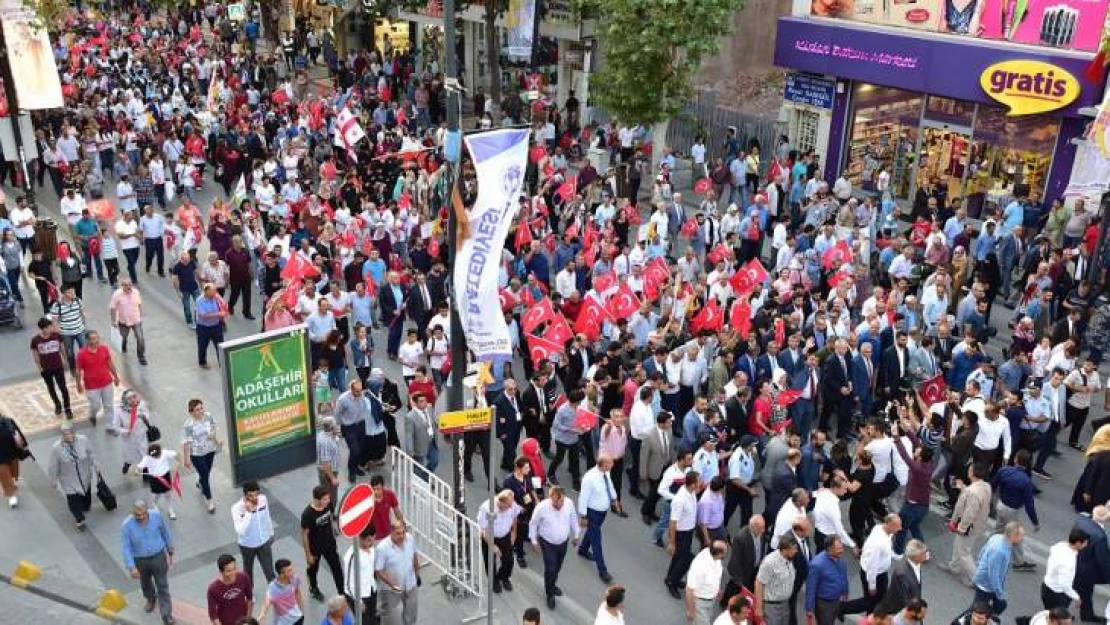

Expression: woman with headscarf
xmin=48 ymin=422 xmax=99 ymax=530
xmin=1072 ymin=425 xmax=1110 ymax=513
xmin=112 ymin=389 xmax=156 ymax=474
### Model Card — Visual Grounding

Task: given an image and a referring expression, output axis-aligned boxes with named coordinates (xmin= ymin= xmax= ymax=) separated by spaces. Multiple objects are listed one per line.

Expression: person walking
xmin=48 ymin=422 xmax=99 ymax=530
xmin=207 ymin=554 xmax=254 ymax=625
xmin=403 ymin=392 xmax=437 ymax=473
xmin=139 ymin=205 xmax=166 ymax=277
xmin=109 ymin=278 xmax=147 ymax=365
xmin=940 ymin=462 xmax=992 ymax=587
xmin=335 ymin=380 xmax=370 ymax=483
xmin=344 ymin=527 xmax=378 ymax=625
xmin=990 ymin=449 xmax=1038 ymax=572
xmin=302 ymin=484 xmax=344 ymax=601
xmin=0 ymin=413 xmax=28 ymax=508
xmin=754 ymin=534 xmax=799 ymax=625
xmin=502 ymin=456 xmax=539 ymax=567
xmin=225 ymin=235 xmax=254 ymax=318
xmin=578 ymin=454 xmax=617 ymax=584
xmin=115 ymin=207 xmax=142 ymax=284
xmin=1041 ymin=528 xmax=1088 ymax=611
xmin=316 ymin=416 xmax=341 ymax=510
xmin=75 ymin=330 xmax=120 ymax=427
xmin=374 ymin=521 xmax=420 ymax=625
xmin=232 ymin=481 xmax=277 ymax=584
xmin=970 ymin=522 xmax=1024 ymax=617
xmin=120 ymin=500 xmax=175 ymax=624
xmin=477 ymin=489 xmax=523 ymax=593
xmin=113 ymin=389 xmax=155 ymax=474
xmin=529 ymin=485 xmax=580 ymax=609
xmin=134 ymin=443 xmax=180 ymax=520
xmin=195 ymin=283 xmax=227 ymax=369
xmin=182 ymin=398 xmax=220 ymax=513
xmin=49 ymin=285 xmax=87 ymax=372
xmin=666 ymin=470 xmax=701 ymax=599
xmin=169 ymin=251 xmax=201 ymax=328
xmin=685 ymin=540 xmax=729 ymax=625
xmin=257 ymin=558 xmax=306 ymax=625
xmin=805 ymin=535 xmax=850 ymax=625
xmin=30 ymin=317 xmax=72 ymax=418
xmin=842 ymin=514 xmax=901 ymax=616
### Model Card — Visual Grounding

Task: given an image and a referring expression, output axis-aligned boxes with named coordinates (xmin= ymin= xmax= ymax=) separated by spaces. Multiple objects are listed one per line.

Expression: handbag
xmin=138 ymin=413 xmax=161 ymax=443
xmin=96 ymin=471 xmax=117 ymax=511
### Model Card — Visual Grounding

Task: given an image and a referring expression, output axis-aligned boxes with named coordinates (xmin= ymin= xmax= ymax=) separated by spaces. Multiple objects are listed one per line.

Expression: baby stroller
xmin=0 ymin=279 xmax=22 ymax=329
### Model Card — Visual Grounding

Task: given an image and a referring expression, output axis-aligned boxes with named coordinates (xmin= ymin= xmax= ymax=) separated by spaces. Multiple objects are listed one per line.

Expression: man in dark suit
xmin=405 ymin=271 xmax=436 ymax=343
xmin=880 ymin=331 xmax=910 ymax=404
xmin=642 ymin=347 xmax=669 ymax=378
xmin=734 ymin=344 xmax=759 ymax=386
xmin=787 ymin=518 xmax=815 ymax=625
xmin=820 ymin=339 xmax=854 ymax=439
xmin=876 ymin=539 xmax=926 ymax=615
xmin=722 ymin=514 xmax=767 ymax=608
xmin=378 ymin=271 xmax=408 ymax=358
xmin=851 ymin=343 xmax=877 ymax=419
xmin=1051 ymin=307 xmax=1085 ymax=346
xmin=778 ymin=334 xmax=806 ymax=378
xmin=639 ymin=412 xmax=677 ymax=525
xmin=755 ymin=341 xmax=782 ymax=385
xmin=564 ymin=335 xmax=592 ymax=390
xmin=494 ymin=380 xmax=524 ymax=471
xmin=520 ymin=371 xmax=552 ymax=456
xmin=764 ymin=448 xmax=801 ymax=531
xmin=1074 ymin=507 xmax=1110 ymax=621
xmin=788 ymin=353 xmax=820 ymax=441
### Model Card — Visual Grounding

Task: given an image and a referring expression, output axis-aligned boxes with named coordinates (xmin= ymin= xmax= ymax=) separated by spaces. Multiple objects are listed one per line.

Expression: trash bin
xmin=34 ymin=217 xmax=58 ymax=261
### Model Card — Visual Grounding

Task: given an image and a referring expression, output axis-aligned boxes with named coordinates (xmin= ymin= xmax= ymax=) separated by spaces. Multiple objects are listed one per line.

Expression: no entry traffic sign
xmin=338 ymin=484 xmax=375 ymax=538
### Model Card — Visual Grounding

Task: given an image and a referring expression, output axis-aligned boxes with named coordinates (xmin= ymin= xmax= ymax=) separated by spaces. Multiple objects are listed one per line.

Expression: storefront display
xmin=374 ymin=18 xmax=412 ymax=54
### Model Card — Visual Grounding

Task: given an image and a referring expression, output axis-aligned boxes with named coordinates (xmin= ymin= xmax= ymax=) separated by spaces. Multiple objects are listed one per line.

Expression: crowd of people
xmin=1 ymin=2 xmax=1110 ymax=625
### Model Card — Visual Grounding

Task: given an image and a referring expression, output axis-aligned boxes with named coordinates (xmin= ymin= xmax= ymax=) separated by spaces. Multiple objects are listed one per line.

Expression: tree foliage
xmin=576 ymin=0 xmax=744 ymax=125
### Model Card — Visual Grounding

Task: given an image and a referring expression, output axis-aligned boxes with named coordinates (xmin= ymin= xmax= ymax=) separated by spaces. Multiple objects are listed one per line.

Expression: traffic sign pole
xmin=338 ymin=483 xmax=375 ymax=624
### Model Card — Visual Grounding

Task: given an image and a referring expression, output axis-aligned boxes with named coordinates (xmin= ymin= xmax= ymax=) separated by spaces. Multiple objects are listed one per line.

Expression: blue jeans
xmin=578 ymin=508 xmax=609 ymax=576
xmin=791 ymin=399 xmax=816 ymax=441
xmin=62 ymin=332 xmax=87 ymax=371
xmin=190 ymin=452 xmax=215 ymax=500
xmin=4 ymin=268 xmax=22 ymax=302
xmin=653 ymin=499 xmax=672 ymax=543
xmin=972 ymin=587 xmax=1007 ymax=616
xmin=180 ymin=289 xmax=199 ymax=325
xmin=80 ymin=242 xmax=104 ymax=281
xmin=328 ymin=366 xmax=348 ymax=391
xmin=894 ymin=502 xmax=928 ymax=554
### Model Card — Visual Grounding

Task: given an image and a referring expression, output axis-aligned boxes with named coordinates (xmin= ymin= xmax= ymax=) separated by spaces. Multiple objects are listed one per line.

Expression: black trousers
xmin=463 ymin=431 xmax=491 ymax=481
xmin=228 ymin=280 xmax=253 ymax=316
xmin=41 ymin=368 xmax=71 ymax=411
xmin=341 ymin=424 xmax=364 ymax=475
xmin=664 ymin=529 xmax=694 ymax=587
xmin=548 ymin=440 xmax=581 ymax=485
xmin=345 ymin=595 xmax=379 ymax=625
xmin=65 ymin=488 xmax=92 ymax=523
xmin=143 ymin=238 xmax=164 ymax=274
xmin=627 ymin=439 xmax=642 ymax=494
xmin=841 ymin=570 xmax=888 ymax=615
xmin=122 ymin=247 xmax=139 ymax=284
xmin=642 ymin=479 xmax=662 ymax=520
xmin=481 ymin=533 xmax=514 ymax=582
xmin=1041 ymin=583 xmax=1070 ymax=611
xmin=239 ymin=539 xmax=276 ymax=584
xmin=1067 ymin=404 xmax=1090 ymax=446
xmin=724 ymin=483 xmax=753 ymax=529
xmin=610 ymin=458 xmax=625 ymax=504
xmin=307 ymin=543 xmax=344 ymax=595
xmin=539 ymin=537 xmax=568 ymax=597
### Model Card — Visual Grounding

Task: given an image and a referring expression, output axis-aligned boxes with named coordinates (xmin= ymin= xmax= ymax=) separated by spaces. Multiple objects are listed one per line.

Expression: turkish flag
xmin=593 ymin=272 xmax=617 ymax=295
xmin=552 ymin=393 xmax=568 ymax=412
xmin=428 ymin=237 xmax=441 ymax=258
xmin=521 ymin=297 xmax=556 ymax=333
xmin=729 ymin=258 xmax=768 ymax=297
xmin=606 ymin=284 xmax=641 ymax=319
xmin=821 ymin=241 xmax=852 ymax=270
xmin=680 ymin=219 xmax=699 ymax=239
xmin=46 ymin=281 xmax=59 ymax=304
xmin=691 ymin=299 xmax=724 ymax=334
xmin=527 ymin=333 xmax=565 ymax=366
xmin=544 ymin=314 xmax=574 ymax=346
xmin=707 ymin=243 xmax=732 ymax=266
xmin=543 ymin=233 xmax=556 ymax=254
xmin=919 ymin=374 xmax=948 ymax=405
xmin=583 ymin=223 xmax=598 ymax=252
xmin=644 ymin=257 xmax=670 ymax=284
xmin=828 ymin=270 xmax=850 ymax=288
xmin=643 ymin=272 xmax=664 ymax=302
xmin=584 ymin=244 xmax=598 ymax=267
xmin=557 ymin=177 xmax=578 ymax=200
xmin=574 ymin=407 xmax=600 ymax=431
xmin=521 ymin=287 xmax=537 ymax=307
xmin=515 ymin=223 xmax=533 ymax=252
xmin=281 ymin=253 xmax=321 ymax=281
xmin=565 ymin=220 xmax=580 ymax=240
xmin=87 ymin=199 xmax=116 ymax=222
xmin=280 ymin=280 xmax=302 ymax=309
xmin=574 ymin=297 xmax=609 ymax=340
xmin=730 ymin=300 xmax=752 ymax=339
xmin=498 ymin=287 xmax=516 ymax=312
xmin=529 ymin=145 xmax=546 ymax=163
xmin=271 ymin=87 xmax=290 ymax=105
xmin=774 ymin=318 xmax=786 ymax=346
xmin=776 ymin=390 xmax=802 ymax=407
xmin=693 ymin=178 xmax=712 ymax=195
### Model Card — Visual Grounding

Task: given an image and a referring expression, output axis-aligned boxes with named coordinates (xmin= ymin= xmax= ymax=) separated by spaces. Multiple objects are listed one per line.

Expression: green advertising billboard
xmin=221 ymin=326 xmax=315 ymax=483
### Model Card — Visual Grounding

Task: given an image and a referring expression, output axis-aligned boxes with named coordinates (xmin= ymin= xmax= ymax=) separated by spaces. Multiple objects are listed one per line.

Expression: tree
xmin=576 ymin=0 xmax=744 ymax=166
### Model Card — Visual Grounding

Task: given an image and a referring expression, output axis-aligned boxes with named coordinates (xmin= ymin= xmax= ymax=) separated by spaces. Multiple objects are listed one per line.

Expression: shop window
xmin=847 ymin=84 xmax=923 ymax=200
xmin=967 ymin=106 xmax=1059 ymax=216
xmin=793 ymin=109 xmax=819 ymax=155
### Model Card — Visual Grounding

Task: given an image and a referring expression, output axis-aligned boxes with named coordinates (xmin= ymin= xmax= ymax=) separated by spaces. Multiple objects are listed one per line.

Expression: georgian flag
xmin=334 ymin=107 xmax=366 ymax=152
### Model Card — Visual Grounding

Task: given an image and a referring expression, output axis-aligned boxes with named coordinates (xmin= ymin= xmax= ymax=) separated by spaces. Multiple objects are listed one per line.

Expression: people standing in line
xmin=120 ymin=500 xmax=175 ymax=624
xmin=181 ymin=398 xmax=220 ymax=514
xmin=477 ymin=489 xmax=523 ymax=594
xmin=374 ymin=521 xmax=420 ymax=625
xmin=685 ymin=540 xmax=729 ymax=625
xmin=302 ymin=484 xmax=344 ymax=602
xmin=232 ymin=481 xmax=277 ymax=584
xmin=578 ymin=454 xmax=618 ymax=584
xmin=195 ymin=282 xmax=227 ymax=369
xmin=30 ymin=317 xmax=72 ymax=418
xmin=257 ymin=558 xmax=305 ymax=625
xmin=754 ymin=533 xmax=799 ymax=625
xmin=47 ymin=421 xmax=98 ymax=530
xmin=109 ymin=278 xmax=148 ymax=365
xmin=343 ymin=527 xmax=378 ymax=625
xmin=970 ymin=521 xmax=1025 ymax=617
xmin=206 ymin=554 xmax=254 ymax=625
xmin=529 ymin=485 xmax=580 ymax=609
xmin=114 ymin=389 xmax=155 ymax=474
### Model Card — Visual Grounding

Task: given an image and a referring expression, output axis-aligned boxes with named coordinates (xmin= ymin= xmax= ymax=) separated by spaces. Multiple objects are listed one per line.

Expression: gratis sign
xmin=221 ymin=326 xmax=316 ymax=484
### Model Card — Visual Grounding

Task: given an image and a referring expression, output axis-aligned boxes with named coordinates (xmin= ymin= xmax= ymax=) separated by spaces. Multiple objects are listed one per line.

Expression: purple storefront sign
xmin=774 ymin=16 xmax=1101 ymax=117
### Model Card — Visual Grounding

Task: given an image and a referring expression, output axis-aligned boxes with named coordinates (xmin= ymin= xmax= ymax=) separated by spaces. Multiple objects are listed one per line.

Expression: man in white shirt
xmin=529 ymin=486 xmax=580 ymax=608
xmin=139 ymin=205 xmax=166 ymax=276
xmin=665 ymin=471 xmax=701 ymax=597
xmin=813 ymin=477 xmax=856 ymax=552
xmin=686 ymin=540 xmax=729 ymax=625
xmin=842 ymin=514 xmax=901 ymax=616
xmin=771 ymin=488 xmax=810 ymax=549
xmin=475 ymin=489 xmax=522 ymax=593
xmin=576 ymin=455 xmax=617 ymax=583
xmin=231 ymin=481 xmax=276 ymax=583
xmin=1042 ymin=528 xmax=1088 ymax=610
xmin=554 ymin=261 xmax=577 ymax=299
xmin=9 ymin=200 xmax=36 ymax=256
xmin=116 ymin=173 xmax=138 ymax=213
xmin=833 ymin=170 xmax=852 ymax=202
xmin=59 ymin=188 xmax=86 ymax=229
xmin=343 ymin=528 xmax=377 ymax=620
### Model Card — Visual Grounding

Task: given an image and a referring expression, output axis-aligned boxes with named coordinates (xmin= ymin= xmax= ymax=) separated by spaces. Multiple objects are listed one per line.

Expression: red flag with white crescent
xmin=527 ymin=333 xmax=565 ymax=367
xmin=592 ymin=272 xmax=617 ymax=295
xmin=498 ymin=287 xmax=516 ymax=312
xmin=680 ymin=219 xmax=699 ymax=239
xmin=574 ymin=297 xmax=608 ymax=341
xmin=821 ymin=240 xmax=852 ymax=270
xmin=574 ymin=407 xmax=600 ymax=431
xmin=919 ymin=374 xmax=948 ymax=405
xmin=729 ymin=258 xmax=767 ymax=297
xmin=514 ymin=223 xmax=533 ymax=252
xmin=730 ymin=300 xmax=752 ymax=339
xmin=280 ymin=253 xmax=321 ymax=281
xmin=606 ymin=284 xmax=641 ymax=319
xmin=691 ymin=299 xmax=723 ymax=334
xmin=693 ymin=178 xmax=711 ymax=195
xmin=707 ymin=243 xmax=732 ymax=266
xmin=521 ymin=297 xmax=556 ymax=334
xmin=544 ymin=314 xmax=574 ymax=346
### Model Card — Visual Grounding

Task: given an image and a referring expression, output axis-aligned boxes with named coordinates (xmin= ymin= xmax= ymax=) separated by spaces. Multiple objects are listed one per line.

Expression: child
xmin=313 ymin=358 xmax=332 ymax=415
xmin=135 ymin=443 xmax=178 ymax=520
xmin=99 ymin=227 xmax=120 ymax=287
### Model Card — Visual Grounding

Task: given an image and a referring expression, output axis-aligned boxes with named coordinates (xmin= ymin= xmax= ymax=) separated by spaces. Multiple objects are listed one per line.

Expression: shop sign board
xmin=784 ymin=72 xmax=836 ymax=109
xmin=979 ymin=60 xmax=1080 ymax=116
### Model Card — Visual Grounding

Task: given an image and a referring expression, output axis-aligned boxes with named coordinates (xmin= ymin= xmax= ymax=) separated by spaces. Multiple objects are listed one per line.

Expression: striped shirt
xmin=49 ymin=298 xmax=86 ymax=336
xmin=316 ymin=432 xmax=341 ymax=471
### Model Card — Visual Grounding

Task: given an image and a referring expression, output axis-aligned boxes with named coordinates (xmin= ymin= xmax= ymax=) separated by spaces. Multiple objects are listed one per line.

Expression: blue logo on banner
xmin=783 ymin=72 xmax=836 ymax=109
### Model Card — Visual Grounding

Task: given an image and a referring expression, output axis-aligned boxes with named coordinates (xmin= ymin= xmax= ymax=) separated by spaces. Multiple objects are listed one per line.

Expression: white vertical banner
xmin=0 ymin=0 xmax=64 ymax=110
xmin=454 ymin=128 xmax=531 ymax=361
xmin=506 ymin=0 xmax=537 ymax=59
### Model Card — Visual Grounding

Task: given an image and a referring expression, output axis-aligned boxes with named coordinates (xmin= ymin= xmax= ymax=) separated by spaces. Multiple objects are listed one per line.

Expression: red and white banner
xmin=334 ymin=107 xmax=366 ymax=151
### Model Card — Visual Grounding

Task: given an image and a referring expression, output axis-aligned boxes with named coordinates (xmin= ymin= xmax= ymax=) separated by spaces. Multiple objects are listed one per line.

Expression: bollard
xmin=10 ymin=560 xmax=42 ymax=587
xmin=94 ymin=589 xmax=127 ymax=618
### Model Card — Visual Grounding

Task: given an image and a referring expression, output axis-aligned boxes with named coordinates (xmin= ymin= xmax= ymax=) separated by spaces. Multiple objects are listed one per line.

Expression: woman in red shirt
xmin=407 ymin=366 xmax=436 ymax=408
xmin=748 ymin=380 xmax=774 ymax=439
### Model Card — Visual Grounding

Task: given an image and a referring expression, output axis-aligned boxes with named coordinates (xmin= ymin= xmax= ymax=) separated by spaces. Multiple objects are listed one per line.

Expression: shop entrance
xmin=912 ymin=123 xmax=972 ymax=211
